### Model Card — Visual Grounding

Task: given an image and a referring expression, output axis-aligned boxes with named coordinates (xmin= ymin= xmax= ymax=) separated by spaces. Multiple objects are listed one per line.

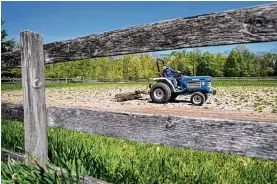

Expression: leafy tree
xmin=260 ymin=53 xmax=275 ymax=76
xmin=1 ymin=19 xmax=15 ymax=53
xmin=137 ymin=54 xmax=156 ymax=78
xmin=224 ymin=50 xmax=245 ymax=77
xmin=234 ymin=45 xmax=254 ymax=76
xmin=213 ymin=54 xmax=226 ymax=77
xmin=197 ymin=52 xmax=213 ymax=76
xmin=197 ymin=52 xmax=225 ymax=77
xmin=1 ymin=19 xmax=20 ymax=78
xmin=188 ymin=48 xmax=201 ymax=76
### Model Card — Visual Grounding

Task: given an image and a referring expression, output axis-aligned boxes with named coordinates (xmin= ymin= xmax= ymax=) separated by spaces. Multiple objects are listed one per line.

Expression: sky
xmin=1 ymin=1 xmax=277 ymax=55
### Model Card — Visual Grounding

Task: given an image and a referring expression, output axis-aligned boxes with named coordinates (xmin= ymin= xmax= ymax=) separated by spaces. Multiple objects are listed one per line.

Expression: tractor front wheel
xmin=191 ymin=92 xmax=205 ymax=106
xmin=150 ymin=83 xmax=171 ymax=103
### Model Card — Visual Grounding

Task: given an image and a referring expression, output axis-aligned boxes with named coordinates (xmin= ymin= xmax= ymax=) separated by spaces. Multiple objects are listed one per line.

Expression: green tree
xmin=197 ymin=52 xmax=223 ymax=77
xmin=234 ymin=45 xmax=254 ymax=76
xmin=139 ymin=54 xmax=156 ymax=78
xmin=188 ymin=48 xmax=201 ymax=76
xmin=213 ymin=54 xmax=226 ymax=77
xmin=224 ymin=50 xmax=245 ymax=77
xmin=1 ymin=19 xmax=20 ymax=78
xmin=1 ymin=19 xmax=15 ymax=53
xmin=260 ymin=53 xmax=275 ymax=76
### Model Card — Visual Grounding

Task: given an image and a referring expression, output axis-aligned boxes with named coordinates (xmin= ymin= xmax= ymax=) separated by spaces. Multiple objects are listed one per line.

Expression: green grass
xmin=212 ymin=79 xmax=277 ymax=87
xmin=2 ymin=119 xmax=277 ymax=184
xmin=1 ymin=160 xmax=78 ymax=183
xmin=1 ymin=83 xmax=22 ymax=90
xmin=2 ymin=78 xmax=277 ymax=91
xmin=1 ymin=82 xmax=149 ymax=91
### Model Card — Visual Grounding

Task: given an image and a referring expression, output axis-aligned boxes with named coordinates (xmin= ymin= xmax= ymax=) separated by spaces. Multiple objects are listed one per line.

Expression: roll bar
xmin=156 ymin=59 xmax=165 ymax=73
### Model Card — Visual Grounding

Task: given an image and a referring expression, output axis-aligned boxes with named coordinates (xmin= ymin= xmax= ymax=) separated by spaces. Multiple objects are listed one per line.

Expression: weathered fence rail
xmin=1 ymin=148 xmax=25 ymax=163
xmin=2 ymin=3 xmax=277 ymax=70
xmin=2 ymin=103 xmax=277 ymax=160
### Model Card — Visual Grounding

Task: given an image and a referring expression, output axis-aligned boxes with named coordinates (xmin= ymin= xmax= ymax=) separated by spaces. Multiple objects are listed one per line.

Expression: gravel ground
xmin=2 ymin=86 xmax=277 ymax=122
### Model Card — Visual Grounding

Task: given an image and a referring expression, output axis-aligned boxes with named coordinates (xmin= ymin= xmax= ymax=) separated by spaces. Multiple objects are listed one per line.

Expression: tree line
xmin=43 ymin=45 xmax=277 ymax=80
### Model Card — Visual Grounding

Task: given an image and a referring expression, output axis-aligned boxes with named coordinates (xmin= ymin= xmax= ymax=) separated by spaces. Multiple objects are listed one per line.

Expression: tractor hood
xmin=181 ymin=76 xmax=212 ymax=82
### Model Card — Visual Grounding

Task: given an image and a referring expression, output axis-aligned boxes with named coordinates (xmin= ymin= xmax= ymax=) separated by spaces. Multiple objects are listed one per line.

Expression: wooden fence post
xmin=21 ymin=31 xmax=48 ymax=167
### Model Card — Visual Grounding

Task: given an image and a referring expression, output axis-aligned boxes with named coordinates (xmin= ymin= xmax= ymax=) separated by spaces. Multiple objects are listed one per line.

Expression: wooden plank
xmin=1 ymin=103 xmax=24 ymax=121
xmin=20 ymin=31 xmax=48 ymax=167
xmin=2 ymin=103 xmax=277 ymax=160
xmin=1 ymin=50 xmax=21 ymax=69
xmin=1 ymin=148 xmax=25 ymax=163
xmin=2 ymin=3 xmax=277 ymax=69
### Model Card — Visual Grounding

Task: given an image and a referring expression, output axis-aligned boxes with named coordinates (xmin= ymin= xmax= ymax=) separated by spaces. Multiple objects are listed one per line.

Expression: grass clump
xmin=1 ymin=159 xmax=79 ymax=184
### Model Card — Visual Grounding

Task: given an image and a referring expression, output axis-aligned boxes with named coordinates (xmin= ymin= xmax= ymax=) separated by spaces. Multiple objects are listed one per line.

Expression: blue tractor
xmin=149 ymin=59 xmax=215 ymax=106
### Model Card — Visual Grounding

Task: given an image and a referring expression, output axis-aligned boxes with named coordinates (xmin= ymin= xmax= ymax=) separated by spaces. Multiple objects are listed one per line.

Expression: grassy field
xmin=1 ymin=82 xmax=150 ymax=91
xmin=2 ymin=119 xmax=277 ymax=184
xmin=213 ymin=78 xmax=277 ymax=87
xmin=2 ymin=78 xmax=277 ymax=91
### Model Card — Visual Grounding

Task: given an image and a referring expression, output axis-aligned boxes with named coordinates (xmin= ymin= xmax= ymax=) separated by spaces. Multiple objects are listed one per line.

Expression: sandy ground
xmin=2 ymin=86 xmax=277 ymax=122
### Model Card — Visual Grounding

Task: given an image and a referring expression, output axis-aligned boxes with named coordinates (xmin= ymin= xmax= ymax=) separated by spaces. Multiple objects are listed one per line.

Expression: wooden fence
xmin=2 ymin=77 xmax=277 ymax=84
xmin=1 ymin=3 xmax=277 ymax=182
xmin=1 ymin=78 xmax=151 ymax=84
xmin=2 ymin=103 xmax=277 ymax=160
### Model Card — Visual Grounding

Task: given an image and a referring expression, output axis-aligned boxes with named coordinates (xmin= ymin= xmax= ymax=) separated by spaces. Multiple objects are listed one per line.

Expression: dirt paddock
xmin=2 ymin=85 xmax=277 ymax=123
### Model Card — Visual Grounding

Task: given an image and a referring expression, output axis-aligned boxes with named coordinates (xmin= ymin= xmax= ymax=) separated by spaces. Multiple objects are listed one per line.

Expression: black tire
xmin=204 ymin=94 xmax=208 ymax=101
xmin=191 ymin=92 xmax=205 ymax=106
xmin=169 ymin=93 xmax=178 ymax=101
xmin=150 ymin=83 xmax=171 ymax=103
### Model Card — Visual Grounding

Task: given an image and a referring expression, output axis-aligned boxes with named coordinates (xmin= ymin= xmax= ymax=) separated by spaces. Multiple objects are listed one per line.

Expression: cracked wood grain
xmin=2 ymin=3 xmax=277 ymax=69
xmin=21 ymin=31 xmax=48 ymax=167
xmin=2 ymin=103 xmax=277 ymax=160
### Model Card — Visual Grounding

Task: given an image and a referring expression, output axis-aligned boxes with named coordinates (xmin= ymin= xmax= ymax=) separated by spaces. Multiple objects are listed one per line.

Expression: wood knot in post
xmin=33 ymin=77 xmax=42 ymax=89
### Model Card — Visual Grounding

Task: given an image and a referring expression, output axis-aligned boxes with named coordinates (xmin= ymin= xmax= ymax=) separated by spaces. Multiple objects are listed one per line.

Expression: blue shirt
xmin=163 ymin=68 xmax=175 ymax=77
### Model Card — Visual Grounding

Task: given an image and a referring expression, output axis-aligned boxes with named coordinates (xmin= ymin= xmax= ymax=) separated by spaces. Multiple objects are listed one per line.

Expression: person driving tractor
xmin=162 ymin=64 xmax=181 ymax=89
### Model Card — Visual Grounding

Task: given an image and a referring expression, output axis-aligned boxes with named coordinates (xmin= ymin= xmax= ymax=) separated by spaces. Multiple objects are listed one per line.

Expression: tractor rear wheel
xmin=191 ymin=92 xmax=205 ymax=106
xmin=169 ymin=93 xmax=178 ymax=101
xmin=204 ymin=94 xmax=208 ymax=101
xmin=150 ymin=83 xmax=171 ymax=103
